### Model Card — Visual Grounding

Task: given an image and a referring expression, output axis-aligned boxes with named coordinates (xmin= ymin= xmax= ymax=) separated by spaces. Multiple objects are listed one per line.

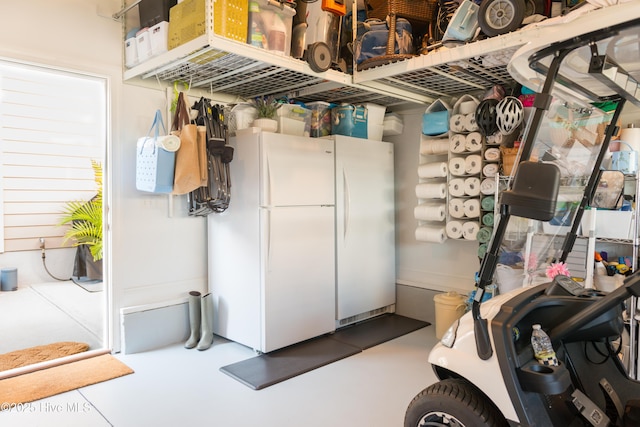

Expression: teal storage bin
xmin=331 ymin=105 xmax=368 ymax=138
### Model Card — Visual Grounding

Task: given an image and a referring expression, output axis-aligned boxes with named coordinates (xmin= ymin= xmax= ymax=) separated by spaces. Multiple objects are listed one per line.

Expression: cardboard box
xmin=168 ymin=0 xmax=206 ymax=50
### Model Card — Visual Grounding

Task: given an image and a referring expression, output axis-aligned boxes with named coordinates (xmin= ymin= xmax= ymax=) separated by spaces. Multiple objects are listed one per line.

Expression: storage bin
xmin=135 ymin=28 xmax=153 ymax=63
xmin=149 ymin=21 xmax=170 ymax=56
xmin=247 ymin=0 xmax=296 ymax=56
xmin=276 ymin=104 xmax=311 ymax=136
xmin=581 ymin=209 xmax=634 ymax=240
xmin=168 ymin=0 xmax=206 ymax=50
xmin=139 ymin=0 xmax=177 ymax=28
xmin=331 ymin=105 xmax=368 ymax=139
xmin=422 ymin=98 xmax=451 ymax=137
xmin=383 ymin=113 xmax=404 ymax=136
xmin=542 ymin=196 xmax=580 ymax=236
xmin=365 ymin=103 xmax=386 ymax=140
xmin=213 ymin=0 xmax=249 ymax=42
xmin=306 ymin=101 xmax=332 ymax=138
xmin=369 ymin=123 xmax=383 ymax=141
xmin=229 ymin=103 xmax=258 ymax=135
xmin=433 ymin=291 xmax=466 ymax=339
xmin=124 ymin=37 xmax=139 ymax=68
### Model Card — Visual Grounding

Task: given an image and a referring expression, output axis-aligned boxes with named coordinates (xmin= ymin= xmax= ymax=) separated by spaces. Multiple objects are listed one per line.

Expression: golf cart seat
xmin=499 ymin=160 xmax=561 ymax=221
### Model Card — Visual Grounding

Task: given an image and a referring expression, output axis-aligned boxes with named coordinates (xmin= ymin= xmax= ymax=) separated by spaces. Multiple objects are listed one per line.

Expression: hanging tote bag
xmin=136 ymin=110 xmax=180 ymax=193
xmin=172 ymin=92 xmax=205 ymax=195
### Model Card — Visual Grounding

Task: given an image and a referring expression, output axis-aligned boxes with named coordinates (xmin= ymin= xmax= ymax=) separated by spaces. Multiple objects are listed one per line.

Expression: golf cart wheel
xmin=306 ymin=42 xmax=332 ymax=73
xmin=478 ymin=0 xmax=526 ymax=37
xmin=404 ymin=378 xmax=508 ymax=427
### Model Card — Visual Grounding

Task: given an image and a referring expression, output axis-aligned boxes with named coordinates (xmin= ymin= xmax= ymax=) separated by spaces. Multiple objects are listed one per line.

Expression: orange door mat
xmin=0 ymin=342 xmax=90 ymax=372
xmin=0 ymin=354 xmax=134 ymax=405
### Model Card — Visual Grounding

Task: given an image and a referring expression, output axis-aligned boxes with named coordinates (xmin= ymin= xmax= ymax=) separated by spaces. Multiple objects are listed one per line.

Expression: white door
xmin=261 ymin=205 xmax=336 ymax=352
xmin=335 ymin=136 xmax=396 ymax=321
xmin=260 ymin=133 xmax=335 ymax=207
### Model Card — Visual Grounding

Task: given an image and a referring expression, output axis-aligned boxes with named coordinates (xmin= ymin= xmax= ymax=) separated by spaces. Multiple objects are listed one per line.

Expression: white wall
xmin=389 ymin=109 xmax=479 ymax=295
xmin=0 ymin=0 xmax=208 ymax=352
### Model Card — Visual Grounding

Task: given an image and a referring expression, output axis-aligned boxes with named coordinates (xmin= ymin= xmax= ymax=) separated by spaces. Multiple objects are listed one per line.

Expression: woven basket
xmin=366 ymin=0 xmax=437 ymax=23
xmin=500 ymin=146 xmax=520 ymax=176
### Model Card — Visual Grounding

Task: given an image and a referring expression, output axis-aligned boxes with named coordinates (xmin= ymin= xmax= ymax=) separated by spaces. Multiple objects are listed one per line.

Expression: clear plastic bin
xmin=247 ymin=0 xmax=296 ymax=56
xmin=306 ymin=101 xmax=332 ymax=138
xmin=277 ymin=104 xmax=311 ymax=136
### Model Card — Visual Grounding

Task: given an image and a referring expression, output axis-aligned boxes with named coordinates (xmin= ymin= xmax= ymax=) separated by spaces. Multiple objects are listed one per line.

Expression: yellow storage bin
xmin=214 ymin=0 xmax=248 ymax=42
xmin=169 ymin=0 xmax=248 ymax=50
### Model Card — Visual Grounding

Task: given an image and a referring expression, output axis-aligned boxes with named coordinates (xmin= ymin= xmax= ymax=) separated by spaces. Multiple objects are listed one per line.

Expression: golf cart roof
xmin=508 ymin=2 xmax=640 ymax=107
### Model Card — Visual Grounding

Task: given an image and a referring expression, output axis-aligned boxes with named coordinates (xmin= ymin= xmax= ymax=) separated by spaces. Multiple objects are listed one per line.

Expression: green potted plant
xmin=250 ymin=95 xmax=279 ymax=132
xmin=59 ymin=160 xmax=103 ymax=280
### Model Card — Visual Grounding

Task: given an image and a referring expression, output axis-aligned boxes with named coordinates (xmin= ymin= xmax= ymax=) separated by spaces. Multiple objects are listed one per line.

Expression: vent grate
xmin=338 ymin=304 xmax=395 ymax=327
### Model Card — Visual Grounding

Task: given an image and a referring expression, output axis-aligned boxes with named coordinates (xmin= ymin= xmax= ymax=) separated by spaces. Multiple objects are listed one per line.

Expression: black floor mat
xmin=329 ymin=314 xmax=430 ymax=350
xmin=220 ymin=336 xmax=361 ymax=390
xmin=219 ymin=314 xmax=430 ymax=390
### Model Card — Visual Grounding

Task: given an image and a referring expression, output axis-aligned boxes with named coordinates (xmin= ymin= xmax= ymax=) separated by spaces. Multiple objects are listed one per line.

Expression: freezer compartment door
xmin=335 ymin=137 xmax=396 ymax=320
xmin=260 ymin=133 xmax=335 ymax=207
xmin=261 ymin=206 xmax=335 ymax=352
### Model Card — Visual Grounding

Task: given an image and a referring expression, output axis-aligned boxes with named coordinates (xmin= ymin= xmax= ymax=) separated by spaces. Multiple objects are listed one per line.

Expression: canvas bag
xmin=172 ymin=92 xmax=207 ymax=195
xmin=135 ymin=110 xmax=180 ymax=193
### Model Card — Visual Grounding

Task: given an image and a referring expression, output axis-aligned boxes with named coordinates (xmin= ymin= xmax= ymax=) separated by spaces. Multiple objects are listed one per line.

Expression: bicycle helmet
xmin=475 ymin=99 xmax=499 ymax=136
xmin=496 ymin=96 xmax=524 ymax=135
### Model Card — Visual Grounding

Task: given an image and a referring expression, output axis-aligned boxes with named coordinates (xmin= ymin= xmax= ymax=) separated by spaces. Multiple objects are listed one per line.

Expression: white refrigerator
xmin=334 ymin=135 xmax=396 ymax=326
xmin=208 ymin=129 xmax=336 ymax=353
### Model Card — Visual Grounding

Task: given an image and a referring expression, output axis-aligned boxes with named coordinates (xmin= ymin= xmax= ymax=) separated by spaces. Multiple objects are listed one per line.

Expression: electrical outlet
xmin=39 ymin=237 xmax=45 ymax=249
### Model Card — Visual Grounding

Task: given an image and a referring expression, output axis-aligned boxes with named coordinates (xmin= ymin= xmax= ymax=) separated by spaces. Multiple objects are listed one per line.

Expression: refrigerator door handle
xmin=264 ymin=156 xmax=272 ymax=206
xmin=265 ymin=209 xmax=272 ymax=267
xmin=343 ymin=169 xmax=350 ymax=240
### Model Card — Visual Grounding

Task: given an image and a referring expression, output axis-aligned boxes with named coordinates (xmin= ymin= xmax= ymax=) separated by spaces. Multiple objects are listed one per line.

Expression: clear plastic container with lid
xmin=247 ymin=0 xmax=296 ymax=56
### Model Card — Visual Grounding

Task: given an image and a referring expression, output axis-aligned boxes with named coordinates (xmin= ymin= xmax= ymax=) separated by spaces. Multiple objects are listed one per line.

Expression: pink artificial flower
xmin=546 ymin=262 xmax=570 ymax=279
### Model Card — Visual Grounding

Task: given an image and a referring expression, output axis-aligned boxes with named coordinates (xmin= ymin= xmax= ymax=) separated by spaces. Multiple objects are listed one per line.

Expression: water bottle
xmin=531 ymin=324 xmax=558 ymax=366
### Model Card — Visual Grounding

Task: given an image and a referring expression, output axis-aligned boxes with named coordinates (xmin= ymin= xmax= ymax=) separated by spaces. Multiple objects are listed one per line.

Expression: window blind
xmin=0 ymin=60 xmax=106 ymax=253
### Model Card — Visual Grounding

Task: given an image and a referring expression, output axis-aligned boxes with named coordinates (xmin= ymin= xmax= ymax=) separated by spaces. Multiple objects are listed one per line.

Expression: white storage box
xmin=149 ymin=21 xmax=169 ymax=56
xmin=277 ymin=104 xmax=311 ymax=136
xmin=581 ymin=209 xmax=634 ymax=240
xmin=125 ymin=37 xmax=138 ymax=68
xmin=365 ymin=103 xmax=386 ymax=125
xmin=383 ymin=113 xmax=404 ymax=136
xmin=365 ymin=103 xmax=386 ymax=141
xmin=229 ymin=103 xmax=258 ymax=135
xmin=135 ymin=29 xmax=152 ymax=63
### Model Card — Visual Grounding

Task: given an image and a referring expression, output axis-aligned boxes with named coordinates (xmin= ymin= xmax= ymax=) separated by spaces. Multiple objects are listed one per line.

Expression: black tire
xmin=306 ymin=42 xmax=332 ymax=73
xmin=478 ymin=0 xmax=527 ymax=37
xmin=404 ymin=379 xmax=509 ymax=427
